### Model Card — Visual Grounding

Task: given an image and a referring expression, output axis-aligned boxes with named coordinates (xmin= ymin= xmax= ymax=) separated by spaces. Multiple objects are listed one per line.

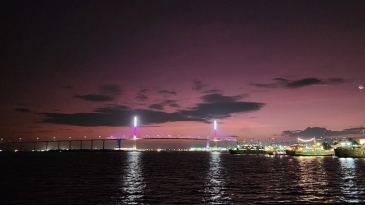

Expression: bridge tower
xmin=133 ymin=116 xmax=137 ymax=149
xmin=214 ymin=120 xmax=218 ymax=149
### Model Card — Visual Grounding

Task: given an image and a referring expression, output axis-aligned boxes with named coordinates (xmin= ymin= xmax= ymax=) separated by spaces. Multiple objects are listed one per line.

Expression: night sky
xmin=1 ymin=0 xmax=365 ymax=145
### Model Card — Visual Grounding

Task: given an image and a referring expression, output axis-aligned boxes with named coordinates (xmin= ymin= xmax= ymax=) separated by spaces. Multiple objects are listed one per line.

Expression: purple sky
xmin=1 ymin=0 xmax=365 ymax=147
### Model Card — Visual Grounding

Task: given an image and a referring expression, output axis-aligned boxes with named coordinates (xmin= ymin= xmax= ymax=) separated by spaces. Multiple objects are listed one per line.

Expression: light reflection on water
xmin=119 ymin=151 xmax=145 ymax=204
xmin=339 ymin=158 xmax=364 ymax=203
xmin=296 ymin=157 xmax=329 ymax=203
xmin=203 ymin=152 xmax=230 ymax=204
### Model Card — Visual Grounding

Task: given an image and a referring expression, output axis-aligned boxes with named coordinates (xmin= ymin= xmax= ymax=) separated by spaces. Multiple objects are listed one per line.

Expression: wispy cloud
xmin=159 ymin=90 xmax=176 ymax=95
xmin=74 ymin=94 xmax=114 ymax=102
xmin=250 ymin=77 xmax=346 ymax=89
xmin=73 ymin=84 xmax=122 ymax=102
xmin=99 ymin=84 xmax=123 ymax=95
xmin=192 ymin=80 xmax=209 ymax=91
xmin=62 ymin=85 xmax=74 ymax=90
xmin=149 ymin=100 xmax=180 ymax=110
xmin=135 ymin=89 xmax=148 ymax=101
xmin=14 ymin=108 xmax=31 ymax=113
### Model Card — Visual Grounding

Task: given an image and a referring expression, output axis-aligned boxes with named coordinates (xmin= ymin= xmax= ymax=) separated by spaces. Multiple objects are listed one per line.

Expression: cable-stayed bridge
xmin=0 ymin=117 xmax=237 ymax=152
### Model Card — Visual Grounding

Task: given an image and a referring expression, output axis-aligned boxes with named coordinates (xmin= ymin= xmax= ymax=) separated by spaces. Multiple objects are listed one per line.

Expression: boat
xmin=333 ymin=131 xmax=365 ymax=158
xmin=285 ymin=137 xmax=333 ymax=156
xmin=285 ymin=144 xmax=332 ymax=156
xmin=271 ymin=150 xmax=287 ymax=155
xmin=334 ymin=143 xmax=365 ymax=158
xmin=229 ymin=145 xmax=265 ymax=155
xmin=264 ymin=145 xmax=287 ymax=155
xmin=334 ymin=129 xmax=365 ymax=158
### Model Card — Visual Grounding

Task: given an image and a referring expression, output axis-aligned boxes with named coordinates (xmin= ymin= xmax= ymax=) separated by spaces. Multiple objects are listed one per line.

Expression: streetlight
xmin=84 ymin=136 xmax=86 ymax=139
xmin=98 ymin=136 xmax=101 ymax=139
xmin=1 ymin=138 xmax=3 ymax=143
xmin=19 ymin=138 xmax=22 ymax=141
xmin=53 ymin=137 xmax=55 ymax=141
xmin=36 ymin=137 xmax=39 ymax=141
xmin=69 ymin=137 xmax=71 ymax=140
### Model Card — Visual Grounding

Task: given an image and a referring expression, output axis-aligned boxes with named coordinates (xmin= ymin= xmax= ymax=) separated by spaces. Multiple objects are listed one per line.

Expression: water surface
xmin=1 ymin=152 xmax=365 ymax=204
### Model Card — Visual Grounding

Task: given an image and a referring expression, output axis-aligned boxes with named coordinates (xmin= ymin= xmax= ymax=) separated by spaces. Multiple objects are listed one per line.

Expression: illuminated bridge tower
xmin=214 ymin=120 xmax=218 ymax=149
xmin=133 ymin=116 xmax=137 ymax=150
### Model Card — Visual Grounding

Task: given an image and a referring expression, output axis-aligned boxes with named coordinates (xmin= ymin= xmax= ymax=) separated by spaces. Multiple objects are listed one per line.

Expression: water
xmin=1 ymin=151 xmax=365 ymax=204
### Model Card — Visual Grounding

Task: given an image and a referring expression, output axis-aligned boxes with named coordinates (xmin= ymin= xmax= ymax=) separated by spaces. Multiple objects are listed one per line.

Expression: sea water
xmin=1 ymin=151 xmax=365 ymax=204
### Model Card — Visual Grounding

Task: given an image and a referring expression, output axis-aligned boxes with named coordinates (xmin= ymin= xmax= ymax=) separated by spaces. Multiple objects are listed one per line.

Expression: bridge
xmin=0 ymin=117 xmax=237 ymax=152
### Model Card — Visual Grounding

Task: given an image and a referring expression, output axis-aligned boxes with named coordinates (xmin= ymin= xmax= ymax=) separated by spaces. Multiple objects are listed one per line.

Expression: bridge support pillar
xmin=133 ymin=139 xmax=137 ymax=150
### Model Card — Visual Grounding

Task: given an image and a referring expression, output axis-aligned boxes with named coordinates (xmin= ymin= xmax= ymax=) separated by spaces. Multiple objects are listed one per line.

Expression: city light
xmin=298 ymin=137 xmax=315 ymax=142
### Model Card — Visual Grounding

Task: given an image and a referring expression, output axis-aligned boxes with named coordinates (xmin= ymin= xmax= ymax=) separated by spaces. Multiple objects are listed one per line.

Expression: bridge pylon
xmin=213 ymin=120 xmax=218 ymax=150
xmin=133 ymin=116 xmax=137 ymax=150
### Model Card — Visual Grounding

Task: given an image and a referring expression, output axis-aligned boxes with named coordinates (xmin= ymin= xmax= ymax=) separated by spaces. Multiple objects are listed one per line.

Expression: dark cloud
xmin=202 ymin=93 xmax=243 ymax=103
xmin=169 ymin=103 xmax=180 ymax=108
xmin=149 ymin=100 xmax=180 ymax=110
xmin=62 ymin=85 xmax=73 ymax=90
xmin=250 ymin=77 xmax=346 ymax=89
xmin=40 ymin=94 xmax=265 ymax=126
xmin=281 ymin=127 xmax=364 ymax=138
xmin=99 ymin=84 xmax=122 ymax=95
xmin=40 ymin=105 xmax=200 ymax=127
xmin=192 ymin=80 xmax=208 ymax=91
xmin=159 ymin=90 xmax=176 ymax=95
xmin=73 ymin=84 xmax=121 ymax=102
xmin=135 ymin=89 xmax=148 ymax=101
xmin=74 ymin=94 xmax=114 ymax=102
xmin=181 ymin=101 xmax=264 ymax=120
xmin=328 ymin=78 xmax=345 ymax=84
xmin=16 ymin=103 xmax=41 ymax=108
xmin=94 ymin=105 xmax=130 ymax=113
xmin=149 ymin=104 xmax=164 ymax=110
xmin=286 ymin=78 xmax=324 ymax=88
xmin=14 ymin=108 xmax=31 ymax=113
xmin=203 ymin=89 xmax=222 ymax=94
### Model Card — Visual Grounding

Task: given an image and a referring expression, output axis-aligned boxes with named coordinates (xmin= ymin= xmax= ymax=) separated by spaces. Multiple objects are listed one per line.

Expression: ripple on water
xmin=1 ymin=152 xmax=365 ymax=204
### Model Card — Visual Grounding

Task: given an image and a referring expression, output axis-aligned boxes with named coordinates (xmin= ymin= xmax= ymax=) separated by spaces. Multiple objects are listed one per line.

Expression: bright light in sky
xmin=214 ymin=120 xmax=217 ymax=130
xmin=359 ymin=85 xmax=363 ymax=90
xmin=134 ymin=116 xmax=137 ymax=127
